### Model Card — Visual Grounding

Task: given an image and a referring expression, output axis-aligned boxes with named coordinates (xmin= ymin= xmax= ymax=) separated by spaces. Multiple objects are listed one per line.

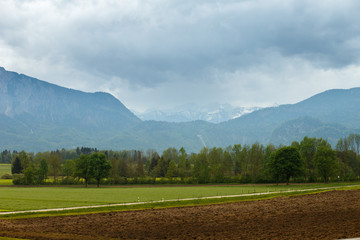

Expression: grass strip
xmin=0 ymin=237 xmax=29 ymax=240
xmin=2 ymin=187 xmax=357 ymax=220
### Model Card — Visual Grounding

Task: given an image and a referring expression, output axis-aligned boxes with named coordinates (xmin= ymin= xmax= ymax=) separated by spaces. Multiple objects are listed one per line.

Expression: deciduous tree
xmin=75 ymin=155 xmax=91 ymax=187
xmin=314 ymin=146 xmax=338 ymax=183
xmin=48 ymin=152 xmax=62 ymax=183
xmin=89 ymin=152 xmax=111 ymax=187
xmin=268 ymin=146 xmax=303 ymax=185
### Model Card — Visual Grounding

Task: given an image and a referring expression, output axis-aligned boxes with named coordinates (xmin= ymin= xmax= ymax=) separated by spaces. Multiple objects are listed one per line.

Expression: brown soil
xmin=0 ymin=189 xmax=360 ymax=240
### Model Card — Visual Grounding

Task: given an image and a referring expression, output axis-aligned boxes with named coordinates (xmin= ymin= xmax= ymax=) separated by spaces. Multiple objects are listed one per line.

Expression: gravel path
xmin=1 ymin=184 xmax=358 ymax=215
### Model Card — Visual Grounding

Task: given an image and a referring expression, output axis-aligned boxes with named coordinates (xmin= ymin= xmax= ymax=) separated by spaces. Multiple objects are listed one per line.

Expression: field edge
xmin=2 ymin=185 xmax=359 ymax=219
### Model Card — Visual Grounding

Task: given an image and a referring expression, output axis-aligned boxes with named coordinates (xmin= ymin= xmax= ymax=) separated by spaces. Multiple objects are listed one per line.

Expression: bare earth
xmin=0 ymin=189 xmax=359 ymax=240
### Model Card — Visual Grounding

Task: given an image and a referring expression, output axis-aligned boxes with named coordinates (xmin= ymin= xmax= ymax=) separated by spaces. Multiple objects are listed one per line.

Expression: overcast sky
xmin=1 ymin=0 xmax=360 ymax=112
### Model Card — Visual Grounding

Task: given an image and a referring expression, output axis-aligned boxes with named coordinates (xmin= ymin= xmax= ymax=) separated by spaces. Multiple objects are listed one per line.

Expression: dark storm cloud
xmin=68 ymin=0 xmax=360 ymax=84
xmin=1 ymin=0 xmax=360 ymax=110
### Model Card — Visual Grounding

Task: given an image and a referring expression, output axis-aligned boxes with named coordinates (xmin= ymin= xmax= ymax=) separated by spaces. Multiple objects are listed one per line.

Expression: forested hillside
xmin=1 ymin=67 xmax=360 ymax=152
xmin=221 ymin=88 xmax=360 ymax=146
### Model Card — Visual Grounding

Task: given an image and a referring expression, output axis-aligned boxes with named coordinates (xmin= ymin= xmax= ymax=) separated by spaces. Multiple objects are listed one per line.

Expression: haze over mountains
xmin=1 ymin=67 xmax=359 ymax=152
xmin=136 ymin=104 xmax=261 ymax=123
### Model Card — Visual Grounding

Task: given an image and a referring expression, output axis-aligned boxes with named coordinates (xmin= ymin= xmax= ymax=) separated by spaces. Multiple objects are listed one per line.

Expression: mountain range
xmin=136 ymin=104 xmax=261 ymax=123
xmin=1 ymin=66 xmax=359 ymax=152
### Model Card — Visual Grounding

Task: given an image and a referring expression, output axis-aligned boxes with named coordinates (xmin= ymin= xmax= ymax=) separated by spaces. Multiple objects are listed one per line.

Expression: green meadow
xmin=0 ymin=164 xmax=11 ymax=176
xmin=0 ymin=183 xmax=359 ymax=212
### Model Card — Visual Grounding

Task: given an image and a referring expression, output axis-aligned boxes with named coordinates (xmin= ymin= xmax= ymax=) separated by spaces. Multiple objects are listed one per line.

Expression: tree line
xmin=4 ymin=134 xmax=360 ymax=186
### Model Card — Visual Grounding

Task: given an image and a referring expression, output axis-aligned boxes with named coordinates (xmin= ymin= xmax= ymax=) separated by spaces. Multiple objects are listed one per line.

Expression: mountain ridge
xmin=136 ymin=104 xmax=261 ymax=123
xmin=0 ymin=67 xmax=140 ymax=129
xmin=1 ymin=67 xmax=359 ymax=152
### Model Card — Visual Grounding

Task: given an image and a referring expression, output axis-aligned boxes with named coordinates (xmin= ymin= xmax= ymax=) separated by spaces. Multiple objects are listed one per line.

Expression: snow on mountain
xmin=136 ymin=104 xmax=261 ymax=123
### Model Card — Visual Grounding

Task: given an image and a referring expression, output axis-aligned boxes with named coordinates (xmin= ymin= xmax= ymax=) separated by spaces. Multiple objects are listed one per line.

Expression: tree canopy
xmin=314 ymin=146 xmax=338 ymax=183
xmin=8 ymin=134 xmax=360 ymax=186
xmin=268 ymin=146 xmax=303 ymax=184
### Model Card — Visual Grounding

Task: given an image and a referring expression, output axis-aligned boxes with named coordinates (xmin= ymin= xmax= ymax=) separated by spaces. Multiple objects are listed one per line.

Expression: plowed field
xmin=0 ymin=189 xmax=359 ymax=240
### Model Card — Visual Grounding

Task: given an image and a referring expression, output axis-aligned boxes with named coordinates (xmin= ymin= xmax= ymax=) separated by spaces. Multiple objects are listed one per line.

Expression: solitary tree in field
xmin=89 ymin=153 xmax=111 ymax=187
xmin=268 ymin=146 xmax=303 ymax=185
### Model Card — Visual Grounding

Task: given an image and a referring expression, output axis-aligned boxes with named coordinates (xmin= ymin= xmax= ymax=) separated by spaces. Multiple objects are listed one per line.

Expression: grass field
xmin=0 ymin=179 xmax=12 ymax=185
xmin=0 ymin=182 xmax=359 ymax=213
xmin=0 ymin=164 xmax=11 ymax=177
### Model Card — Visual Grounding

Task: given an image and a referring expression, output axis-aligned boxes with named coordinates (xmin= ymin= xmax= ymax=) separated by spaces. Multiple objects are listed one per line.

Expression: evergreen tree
xmin=11 ymin=155 xmax=22 ymax=174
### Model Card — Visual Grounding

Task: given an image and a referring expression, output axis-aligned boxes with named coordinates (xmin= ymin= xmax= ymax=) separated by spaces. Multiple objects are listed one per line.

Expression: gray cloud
xmin=1 ymin=0 xmax=360 ymax=111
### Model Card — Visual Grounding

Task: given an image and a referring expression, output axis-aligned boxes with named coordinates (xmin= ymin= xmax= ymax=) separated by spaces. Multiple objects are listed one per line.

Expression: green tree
xmin=149 ymin=152 xmax=160 ymax=177
xmin=155 ymin=156 xmax=169 ymax=177
xmin=314 ymin=146 xmax=339 ymax=183
xmin=89 ymin=152 xmax=111 ymax=187
xmin=166 ymin=160 xmax=178 ymax=179
xmin=75 ymin=155 xmax=92 ymax=187
xmin=208 ymin=147 xmax=225 ymax=182
xmin=248 ymin=143 xmax=264 ymax=182
xmin=193 ymin=148 xmax=210 ymax=183
xmin=268 ymin=146 xmax=303 ymax=185
xmin=109 ymin=156 xmax=119 ymax=180
xmin=232 ymin=144 xmax=242 ymax=176
xmin=299 ymin=137 xmax=317 ymax=182
xmin=11 ymin=155 xmax=22 ymax=174
xmin=36 ymin=158 xmax=48 ymax=184
xmin=1 ymin=150 xmax=12 ymax=164
xmin=135 ymin=151 xmax=144 ymax=178
xmin=223 ymin=150 xmax=234 ymax=178
xmin=23 ymin=165 xmax=35 ymax=185
xmin=118 ymin=157 xmax=129 ymax=177
xmin=18 ymin=151 xmax=31 ymax=170
xmin=178 ymin=147 xmax=189 ymax=180
xmin=263 ymin=144 xmax=276 ymax=180
xmin=47 ymin=152 xmax=62 ymax=183
xmin=162 ymin=148 xmax=178 ymax=163
xmin=63 ymin=159 xmax=75 ymax=182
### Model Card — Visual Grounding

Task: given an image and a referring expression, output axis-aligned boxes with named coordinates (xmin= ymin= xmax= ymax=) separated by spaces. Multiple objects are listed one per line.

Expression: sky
xmin=1 ymin=0 xmax=360 ymax=112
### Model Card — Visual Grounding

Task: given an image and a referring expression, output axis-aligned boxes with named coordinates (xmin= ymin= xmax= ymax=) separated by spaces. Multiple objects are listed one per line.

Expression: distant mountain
xmin=220 ymin=88 xmax=360 ymax=146
xmin=1 ymin=66 xmax=360 ymax=152
xmin=0 ymin=67 xmax=141 ymax=151
xmin=136 ymin=104 xmax=261 ymax=123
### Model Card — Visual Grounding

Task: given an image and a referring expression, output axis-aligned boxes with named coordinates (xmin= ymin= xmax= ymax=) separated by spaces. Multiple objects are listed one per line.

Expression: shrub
xmin=1 ymin=173 xmax=12 ymax=179
xmin=12 ymin=174 xmax=25 ymax=185
xmin=60 ymin=176 xmax=79 ymax=185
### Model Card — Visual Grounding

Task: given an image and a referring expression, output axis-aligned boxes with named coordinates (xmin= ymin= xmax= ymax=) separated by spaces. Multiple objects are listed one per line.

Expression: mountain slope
xmin=0 ymin=67 xmax=141 ymax=151
xmin=1 ymin=66 xmax=360 ymax=152
xmin=221 ymin=88 xmax=360 ymax=146
xmin=0 ymin=67 xmax=140 ymax=129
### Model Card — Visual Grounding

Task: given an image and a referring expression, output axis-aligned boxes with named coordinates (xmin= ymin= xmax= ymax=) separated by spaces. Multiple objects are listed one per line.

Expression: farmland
xmin=0 ymin=183 xmax=359 ymax=213
xmin=0 ymin=189 xmax=359 ymax=239
xmin=0 ymin=164 xmax=10 ymax=177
